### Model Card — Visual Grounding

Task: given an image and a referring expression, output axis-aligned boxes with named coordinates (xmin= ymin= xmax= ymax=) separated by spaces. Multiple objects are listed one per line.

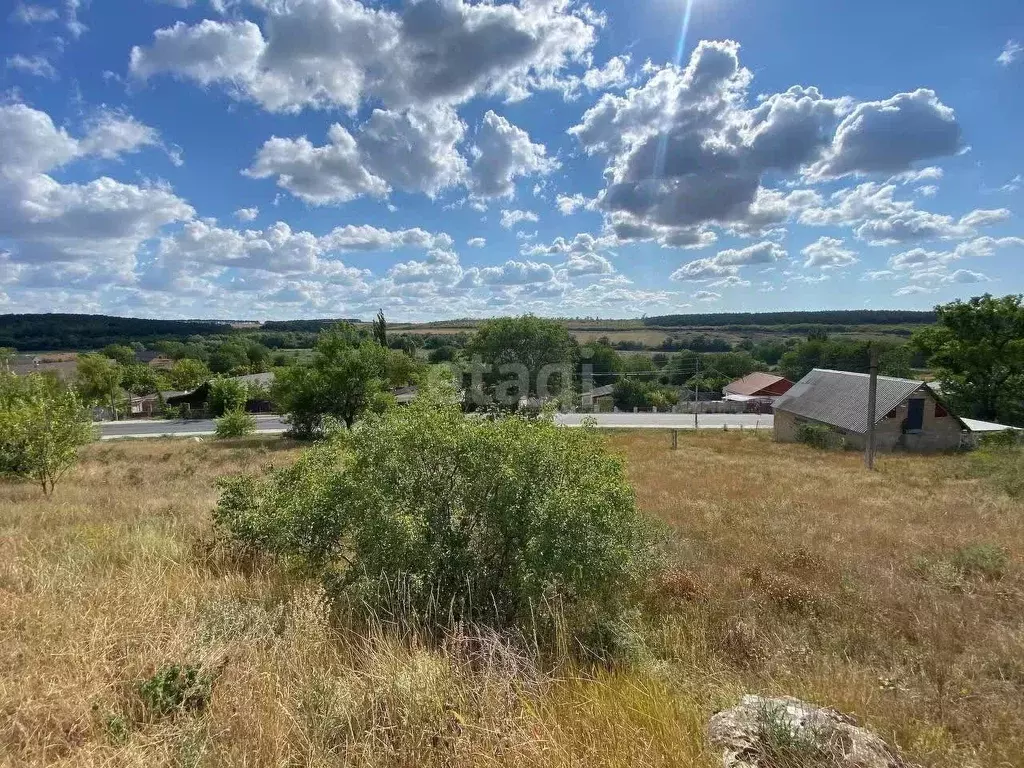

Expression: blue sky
xmin=1 ymin=0 xmax=1021 ymax=321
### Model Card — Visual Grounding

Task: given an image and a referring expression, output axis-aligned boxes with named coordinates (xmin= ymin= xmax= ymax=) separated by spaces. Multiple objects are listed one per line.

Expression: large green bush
xmin=215 ymin=408 xmax=257 ymax=439
xmin=215 ymin=391 xmax=655 ymax=643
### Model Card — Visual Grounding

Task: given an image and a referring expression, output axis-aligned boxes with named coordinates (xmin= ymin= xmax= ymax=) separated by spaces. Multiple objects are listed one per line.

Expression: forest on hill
xmin=641 ymin=310 xmax=936 ymax=328
xmin=0 ymin=311 xmax=937 ymax=351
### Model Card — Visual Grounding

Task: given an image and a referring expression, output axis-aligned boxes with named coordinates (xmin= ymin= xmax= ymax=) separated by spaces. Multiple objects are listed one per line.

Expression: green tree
xmin=214 ymin=392 xmax=654 ymax=643
xmin=120 ymin=364 xmax=161 ymax=396
xmin=245 ymin=341 xmax=271 ymax=372
xmin=372 ymin=308 xmax=387 ymax=347
xmin=0 ymin=347 xmax=15 ymax=372
xmin=428 ymin=345 xmax=457 ymax=364
xmin=101 ymin=344 xmax=137 ymax=366
xmin=779 ymin=339 xmax=911 ymax=382
xmin=611 ymin=378 xmax=677 ymax=410
xmin=583 ymin=341 xmax=624 ymax=387
xmin=272 ymin=324 xmax=390 ymax=436
xmin=0 ymin=374 xmax=95 ymax=495
xmin=465 ymin=315 xmax=579 ymax=404
xmin=76 ymin=353 xmax=123 ymax=419
xmin=208 ymin=343 xmax=251 ymax=374
xmin=913 ymin=294 xmax=1024 ymax=424
xmin=169 ymin=358 xmax=211 ymax=391
xmin=384 ymin=348 xmax=424 ymax=388
xmin=208 ymin=377 xmax=248 ymax=417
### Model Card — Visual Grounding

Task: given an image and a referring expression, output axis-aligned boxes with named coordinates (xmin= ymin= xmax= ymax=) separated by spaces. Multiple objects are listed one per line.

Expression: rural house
xmin=723 ymin=372 xmax=793 ymax=401
xmin=773 ymin=368 xmax=967 ymax=452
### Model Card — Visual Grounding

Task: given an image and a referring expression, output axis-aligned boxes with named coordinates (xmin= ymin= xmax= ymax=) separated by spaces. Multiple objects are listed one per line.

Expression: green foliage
xmin=795 ymin=422 xmax=843 ymax=450
xmin=951 ymin=544 xmax=1008 ymax=581
xmin=208 ymin=343 xmax=251 ymax=374
xmin=169 ymin=358 xmax=211 ymax=391
xmin=120 ymin=364 xmax=161 ymax=396
xmin=214 ymin=393 xmax=655 ymax=644
xmin=384 ymin=349 xmax=425 ymax=389
xmin=612 ymin=378 xmax=677 ymax=410
xmin=76 ymin=353 xmax=123 ymax=418
xmin=138 ymin=664 xmax=212 ymax=718
xmin=583 ymin=342 xmax=623 ymax=386
xmin=913 ymin=294 xmax=1024 ymax=425
xmin=0 ymin=374 xmax=95 ymax=495
xmin=642 ymin=309 xmax=936 ymax=328
xmin=0 ymin=347 xmax=16 ymax=371
xmin=208 ymin=377 xmax=248 ymax=417
xmin=968 ymin=442 xmax=1024 ymax=498
xmin=372 ymin=308 xmax=387 ymax=346
xmin=215 ymin=408 xmax=257 ymax=439
xmin=751 ymin=340 xmax=789 ymax=366
xmin=465 ymin=315 xmax=579 ymax=402
xmin=101 ymin=344 xmax=137 ymax=366
xmin=272 ymin=324 xmax=392 ymax=436
xmin=779 ymin=339 xmax=911 ymax=382
xmin=427 ymin=345 xmax=457 ymax=364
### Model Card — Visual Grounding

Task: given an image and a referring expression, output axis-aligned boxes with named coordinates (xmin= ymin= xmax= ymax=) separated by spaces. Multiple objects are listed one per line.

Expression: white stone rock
xmin=707 ymin=695 xmax=911 ymax=768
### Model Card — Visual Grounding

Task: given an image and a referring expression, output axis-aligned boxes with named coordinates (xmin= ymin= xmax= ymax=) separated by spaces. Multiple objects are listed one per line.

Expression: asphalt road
xmin=99 ymin=412 xmax=773 ymax=439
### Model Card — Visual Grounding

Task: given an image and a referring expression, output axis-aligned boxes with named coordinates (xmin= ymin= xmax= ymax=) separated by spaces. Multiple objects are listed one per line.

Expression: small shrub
xmin=951 ymin=543 xmax=1008 ymax=581
xmin=215 ymin=408 xmax=256 ymax=439
xmin=754 ymin=703 xmax=834 ymax=767
xmin=795 ymin=422 xmax=843 ymax=450
xmin=138 ymin=664 xmax=212 ymax=718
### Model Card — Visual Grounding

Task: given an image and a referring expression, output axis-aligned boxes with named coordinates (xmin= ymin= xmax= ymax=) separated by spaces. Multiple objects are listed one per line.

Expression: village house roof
xmin=723 ymin=372 xmax=792 ymax=397
xmin=773 ymin=368 xmax=966 ymax=434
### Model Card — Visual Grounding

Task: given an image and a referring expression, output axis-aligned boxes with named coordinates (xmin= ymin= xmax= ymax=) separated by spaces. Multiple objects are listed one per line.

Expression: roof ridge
xmin=811 ymin=367 xmax=924 ymax=385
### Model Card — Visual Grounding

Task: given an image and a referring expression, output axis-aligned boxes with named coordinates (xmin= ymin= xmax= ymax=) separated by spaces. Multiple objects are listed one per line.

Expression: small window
xmin=934 ymin=402 xmax=948 ymax=418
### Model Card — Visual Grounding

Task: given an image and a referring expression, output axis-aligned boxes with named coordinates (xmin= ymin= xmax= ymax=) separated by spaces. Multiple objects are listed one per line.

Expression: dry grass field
xmin=1 ymin=433 xmax=1021 ymax=767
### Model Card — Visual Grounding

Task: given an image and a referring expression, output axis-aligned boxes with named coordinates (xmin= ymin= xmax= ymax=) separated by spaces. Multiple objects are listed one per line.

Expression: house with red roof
xmin=723 ymin=372 xmax=794 ymax=402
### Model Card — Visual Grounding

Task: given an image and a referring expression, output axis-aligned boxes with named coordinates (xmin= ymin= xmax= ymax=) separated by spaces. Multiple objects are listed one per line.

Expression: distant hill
xmin=641 ymin=310 xmax=936 ymax=328
xmin=0 ymin=314 xmax=234 ymax=351
xmin=0 ymin=310 xmax=938 ymax=351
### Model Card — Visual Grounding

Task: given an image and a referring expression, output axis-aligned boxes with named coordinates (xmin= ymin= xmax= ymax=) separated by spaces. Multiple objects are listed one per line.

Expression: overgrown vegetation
xmin=794 ymin=422 xmax=844 ymax=450
xmin=1 ymin=431 xmax=1022 ymax=766
xmin=215 ymin=392 xmax=655 ymax=646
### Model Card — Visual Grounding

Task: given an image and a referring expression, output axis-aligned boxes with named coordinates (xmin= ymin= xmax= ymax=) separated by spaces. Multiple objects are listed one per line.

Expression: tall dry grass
xmin=1 ymin=432 xmax=1021 ymax=767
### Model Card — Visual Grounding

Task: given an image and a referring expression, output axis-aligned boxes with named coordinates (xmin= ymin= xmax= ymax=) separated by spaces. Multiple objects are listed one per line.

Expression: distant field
xmin=2 ymin=433 xmax=1019 ymax=766
xmin=389 ymin=322 xmax=925 ymax=348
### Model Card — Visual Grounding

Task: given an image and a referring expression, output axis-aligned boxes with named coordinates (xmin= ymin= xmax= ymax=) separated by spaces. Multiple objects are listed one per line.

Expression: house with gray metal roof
xmin=773 ymin=368 xmax=968 ymax=452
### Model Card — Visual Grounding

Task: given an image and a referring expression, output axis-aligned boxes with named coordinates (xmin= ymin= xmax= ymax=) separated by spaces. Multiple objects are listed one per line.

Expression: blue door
xmin=906 ymin=398 xmax=924 ymax=431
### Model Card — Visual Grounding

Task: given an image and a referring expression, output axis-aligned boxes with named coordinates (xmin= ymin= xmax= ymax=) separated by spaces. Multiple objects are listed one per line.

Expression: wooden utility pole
xmin=693 ymin=356 xmax=699 ymax=429
xmin=865 ymin=346 xmax=879 ymax=470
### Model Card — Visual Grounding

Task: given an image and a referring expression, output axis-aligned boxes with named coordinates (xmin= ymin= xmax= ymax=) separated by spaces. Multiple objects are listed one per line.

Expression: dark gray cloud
xmin=569 ymin=40 xmax=966 ymax=242
xmin=810 ymin=89 xmax=962 ymax=179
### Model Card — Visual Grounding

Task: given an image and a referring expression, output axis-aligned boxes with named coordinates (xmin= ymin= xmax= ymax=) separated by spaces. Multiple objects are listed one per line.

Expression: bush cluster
xmin=214 ymin=390 xmax=656 ymax=647
xmin=795 ymin=422 xmax=843 ymax=450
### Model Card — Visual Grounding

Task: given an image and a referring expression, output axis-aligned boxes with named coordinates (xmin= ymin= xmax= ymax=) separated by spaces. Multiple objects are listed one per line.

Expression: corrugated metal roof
xmin=773 ymin=368 xmax=925 ymax=434
xmin=724 ymin=372 xmax=790 ymax=396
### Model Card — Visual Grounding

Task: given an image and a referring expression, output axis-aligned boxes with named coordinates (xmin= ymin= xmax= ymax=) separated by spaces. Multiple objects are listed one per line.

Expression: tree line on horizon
xmin=0 ymin=309 xmax=937 ymax=351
